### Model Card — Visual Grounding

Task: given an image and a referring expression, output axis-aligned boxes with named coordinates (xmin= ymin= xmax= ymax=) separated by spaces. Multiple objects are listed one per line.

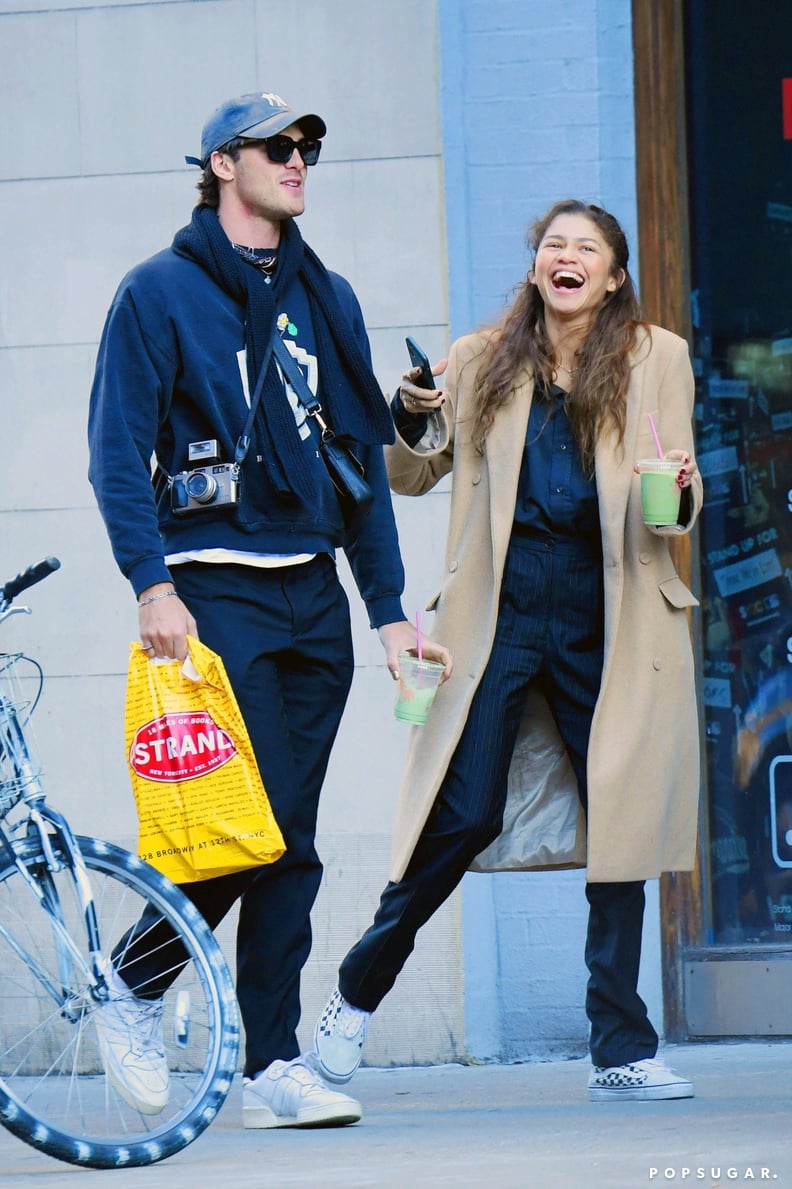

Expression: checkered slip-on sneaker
xmin=312 ymin=987 xmax=370 ymax=1085
xmin=588 ymin=1056 xmax=694 ymax=1101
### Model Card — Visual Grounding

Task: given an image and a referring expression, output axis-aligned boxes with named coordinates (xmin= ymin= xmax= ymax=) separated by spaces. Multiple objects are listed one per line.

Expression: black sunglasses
xmin=239 ymin=134 xmax=322 ymax=167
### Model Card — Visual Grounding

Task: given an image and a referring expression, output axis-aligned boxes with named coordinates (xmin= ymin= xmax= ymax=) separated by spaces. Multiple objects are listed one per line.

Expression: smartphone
xmin=405 ymin=336 xmax=437 ymax=391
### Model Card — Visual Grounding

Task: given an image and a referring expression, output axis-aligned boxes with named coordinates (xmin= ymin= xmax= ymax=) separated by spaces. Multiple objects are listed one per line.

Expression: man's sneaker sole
xmin=242 ymin=1100 xmax=361 ymax=1129
xmin=588 ymin=1081 xmax=694 ymax=1102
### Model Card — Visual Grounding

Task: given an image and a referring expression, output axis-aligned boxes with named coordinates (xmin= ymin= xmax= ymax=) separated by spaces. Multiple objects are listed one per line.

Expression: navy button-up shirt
xmin=513 ymin=384 xmax=601 ymax=547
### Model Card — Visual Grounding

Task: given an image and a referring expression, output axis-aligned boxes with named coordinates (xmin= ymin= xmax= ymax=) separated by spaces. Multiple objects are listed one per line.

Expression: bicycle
xmin=0 ymin=557 xmax=239 ymax=1168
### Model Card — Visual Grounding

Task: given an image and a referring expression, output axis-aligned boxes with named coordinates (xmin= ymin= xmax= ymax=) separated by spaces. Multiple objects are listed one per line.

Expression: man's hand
xmin=138 ymin=583 xmax=198 ymax=662
xmin=377 ymin=620 xmax=453 ymax=683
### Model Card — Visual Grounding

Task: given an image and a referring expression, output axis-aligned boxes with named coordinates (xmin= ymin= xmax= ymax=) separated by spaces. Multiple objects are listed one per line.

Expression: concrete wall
xmin=0 ymin=0 xmax=458 ymax=1071
xmin=0 ymin=0 xmax=660 ymax=1069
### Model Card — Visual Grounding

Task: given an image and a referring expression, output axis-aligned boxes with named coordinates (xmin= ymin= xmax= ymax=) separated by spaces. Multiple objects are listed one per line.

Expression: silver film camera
xmin=170 ymin=440 xmax=240 ymax=517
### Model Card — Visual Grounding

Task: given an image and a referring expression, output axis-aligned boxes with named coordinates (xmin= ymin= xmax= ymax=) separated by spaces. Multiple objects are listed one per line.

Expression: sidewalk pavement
xmin=1 ymin=1042 xmax=790 ymax=1188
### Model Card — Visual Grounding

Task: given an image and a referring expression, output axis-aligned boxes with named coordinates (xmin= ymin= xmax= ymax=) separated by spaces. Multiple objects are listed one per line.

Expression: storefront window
xmin=686 ymin=2 xmax=792 ymax=944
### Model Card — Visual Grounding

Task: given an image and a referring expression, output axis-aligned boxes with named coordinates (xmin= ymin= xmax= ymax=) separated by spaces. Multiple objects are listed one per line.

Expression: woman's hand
xmin=634 ymin=449 xmax=698 ymax=489
xmin=399 ymin=357 xmax=448 ymax=417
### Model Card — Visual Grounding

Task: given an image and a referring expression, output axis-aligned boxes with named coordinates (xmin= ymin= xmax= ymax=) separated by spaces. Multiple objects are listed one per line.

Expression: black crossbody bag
xmin=271 ymin=335 xmax=374 ymax=540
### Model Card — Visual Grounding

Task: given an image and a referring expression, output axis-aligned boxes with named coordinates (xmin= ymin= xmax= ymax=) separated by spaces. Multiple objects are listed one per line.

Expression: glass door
xmin=686 ymin=1 xmax=792 ymax=952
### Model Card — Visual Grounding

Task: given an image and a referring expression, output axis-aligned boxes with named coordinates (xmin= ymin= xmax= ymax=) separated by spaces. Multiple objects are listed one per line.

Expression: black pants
xmin=338 ymin=536 xmax=658 ymax=1068
xmin=117 ymin=556 xmax=354 ymax=1078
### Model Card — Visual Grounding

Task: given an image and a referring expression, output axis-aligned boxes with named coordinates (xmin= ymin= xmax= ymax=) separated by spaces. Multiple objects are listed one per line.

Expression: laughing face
xmin=530 ymin=212 xmax=624 ymax=329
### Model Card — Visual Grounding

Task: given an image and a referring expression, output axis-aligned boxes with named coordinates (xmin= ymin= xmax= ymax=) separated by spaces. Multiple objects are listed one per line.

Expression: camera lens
xmin=184 ymin=471 xmax=218 ymax=504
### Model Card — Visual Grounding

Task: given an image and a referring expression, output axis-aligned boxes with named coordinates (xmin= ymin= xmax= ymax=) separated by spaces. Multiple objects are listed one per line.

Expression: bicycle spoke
xmin=0 ymin=837 xmax=238 ymax=1167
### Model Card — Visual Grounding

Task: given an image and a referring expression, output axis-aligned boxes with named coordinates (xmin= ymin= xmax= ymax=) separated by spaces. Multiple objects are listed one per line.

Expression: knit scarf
xmin=171 ymin=206 xmax=394 ymax=499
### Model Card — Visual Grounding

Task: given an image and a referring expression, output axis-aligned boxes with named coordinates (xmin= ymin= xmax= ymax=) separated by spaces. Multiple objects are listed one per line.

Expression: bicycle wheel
xmin=0 ymin=835 xmax=239 ymax=1168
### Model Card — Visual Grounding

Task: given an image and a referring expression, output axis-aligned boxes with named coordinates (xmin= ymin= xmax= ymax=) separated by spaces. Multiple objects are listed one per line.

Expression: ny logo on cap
xmin=260 ymin=93 xmax=288 ymax=109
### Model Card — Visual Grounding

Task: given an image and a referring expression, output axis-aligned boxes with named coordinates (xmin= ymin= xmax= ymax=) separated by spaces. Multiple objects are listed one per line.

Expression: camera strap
xmin=155 ymin=328 xmax=308 ymax=490
xmin=233 ymin=328 xmax=280 ymax=469
xmin=153 ymin=328 xmax=278 ymax=492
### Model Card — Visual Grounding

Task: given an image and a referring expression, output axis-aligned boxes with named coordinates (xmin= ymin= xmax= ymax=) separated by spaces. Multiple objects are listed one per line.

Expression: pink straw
xmin=416 ymin=611 xmax=423 ymax=661
xmin=647 ymin=412 xmax=664 ymax=459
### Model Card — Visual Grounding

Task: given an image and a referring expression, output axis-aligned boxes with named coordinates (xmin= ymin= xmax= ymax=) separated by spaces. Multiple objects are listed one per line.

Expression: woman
xmin=311 ymin=200 xmax=703 ymax=1102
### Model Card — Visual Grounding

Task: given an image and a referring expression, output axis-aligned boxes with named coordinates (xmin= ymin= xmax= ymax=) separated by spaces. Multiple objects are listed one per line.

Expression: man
xmin=88 ymin=91 xmax=449 ymax=1129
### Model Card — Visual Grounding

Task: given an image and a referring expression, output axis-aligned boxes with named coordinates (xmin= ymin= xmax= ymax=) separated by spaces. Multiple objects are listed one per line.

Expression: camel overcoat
xmin=386 ymin=324 xmax=703 ymax=884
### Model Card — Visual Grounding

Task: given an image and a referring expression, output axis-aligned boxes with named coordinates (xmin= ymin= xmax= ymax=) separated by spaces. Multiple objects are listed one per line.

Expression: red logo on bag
xmin=129 ymin=711 xmax=237 ymax=782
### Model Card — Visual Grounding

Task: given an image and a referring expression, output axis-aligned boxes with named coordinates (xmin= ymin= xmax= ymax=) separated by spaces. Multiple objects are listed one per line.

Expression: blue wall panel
xmin=437 ymin=0 xmax=646 ymax=1060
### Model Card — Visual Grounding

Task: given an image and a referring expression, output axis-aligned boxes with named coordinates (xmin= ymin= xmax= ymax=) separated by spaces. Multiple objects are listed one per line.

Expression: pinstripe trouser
xmin=339 ymin=534 xmax=658 ymax=1068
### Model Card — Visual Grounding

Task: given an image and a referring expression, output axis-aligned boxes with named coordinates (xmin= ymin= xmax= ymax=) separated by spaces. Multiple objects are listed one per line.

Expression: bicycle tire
xmin=0 ymin=835 xmax=239 ymax=1168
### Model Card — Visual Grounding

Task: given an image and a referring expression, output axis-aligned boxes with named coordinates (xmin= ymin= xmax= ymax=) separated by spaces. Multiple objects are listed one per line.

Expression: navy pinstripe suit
xmin=339 ymin=390 xmax=658 ymax=1068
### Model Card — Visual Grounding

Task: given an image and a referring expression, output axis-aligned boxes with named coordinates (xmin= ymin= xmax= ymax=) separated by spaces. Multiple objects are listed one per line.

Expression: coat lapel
xmin=594 ymin=349 xmax=645 ymax=654
xmin=484 ymin=365 xmax=535 ymax=567
xmin=595 ymin=344 xmax=647 ymax=549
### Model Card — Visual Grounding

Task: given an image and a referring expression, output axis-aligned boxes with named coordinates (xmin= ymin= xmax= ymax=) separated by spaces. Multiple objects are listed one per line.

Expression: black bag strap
xmin=271 ymin=334 xmax=335 ymax=440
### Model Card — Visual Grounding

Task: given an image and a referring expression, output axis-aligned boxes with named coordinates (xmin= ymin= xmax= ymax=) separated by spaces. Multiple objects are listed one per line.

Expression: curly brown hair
xmin=471 ymin=199 xmax=647 ymax=473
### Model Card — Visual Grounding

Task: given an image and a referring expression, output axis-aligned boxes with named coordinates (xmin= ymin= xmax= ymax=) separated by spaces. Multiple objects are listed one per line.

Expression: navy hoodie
xmin=88 ymin=242 xmax=405 ymax=629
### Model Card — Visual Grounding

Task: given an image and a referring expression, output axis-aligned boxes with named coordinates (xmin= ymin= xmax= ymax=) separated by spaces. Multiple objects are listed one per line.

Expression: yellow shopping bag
xmin=124 ymin=635 xmax=285 ymax=882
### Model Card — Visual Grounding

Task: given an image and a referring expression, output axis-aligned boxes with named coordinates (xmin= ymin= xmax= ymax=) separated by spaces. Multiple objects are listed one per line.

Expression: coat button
xmin=639 ymin=552 xmax=651 ymax=564
xmin=449 ymin=561 xmax=458 ymax=573
xmin=653 ymin=658 xmax=662 ymax=671
xmin=472 ymin=472 xmax=481 ymax=485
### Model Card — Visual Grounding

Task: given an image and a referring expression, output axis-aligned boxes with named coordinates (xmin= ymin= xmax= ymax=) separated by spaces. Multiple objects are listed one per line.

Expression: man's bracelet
xmin=138 ymin=590 xmax=177 ymax=608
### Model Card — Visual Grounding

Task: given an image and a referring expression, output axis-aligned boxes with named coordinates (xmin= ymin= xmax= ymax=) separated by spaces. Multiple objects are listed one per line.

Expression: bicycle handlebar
xmin=2 ymin=557 xmax=61 ymax=604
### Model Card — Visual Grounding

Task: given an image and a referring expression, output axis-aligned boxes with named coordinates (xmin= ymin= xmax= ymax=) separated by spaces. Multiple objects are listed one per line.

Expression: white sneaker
xmin=242 ymin=1057 xmax=362 ymax=1129
xmin=588 ymin=1056 xmax=694 ymax=1102
xmin=94 ymin=964 xmax=170 ymax=1115
xmin=312 ymin=987 xmax=370 ymax=1084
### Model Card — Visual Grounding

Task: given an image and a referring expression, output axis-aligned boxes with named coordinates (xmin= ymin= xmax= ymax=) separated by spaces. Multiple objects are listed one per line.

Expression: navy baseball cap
xmin=185 ymin=92 xmax=327 ymax=168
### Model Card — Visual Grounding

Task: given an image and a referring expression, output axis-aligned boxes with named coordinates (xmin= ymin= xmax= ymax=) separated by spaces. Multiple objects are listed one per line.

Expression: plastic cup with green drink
xmin=637 ymin=458 xmax=682 ymax=526
xmin=394 ymin=651 xmax=445 ymax=725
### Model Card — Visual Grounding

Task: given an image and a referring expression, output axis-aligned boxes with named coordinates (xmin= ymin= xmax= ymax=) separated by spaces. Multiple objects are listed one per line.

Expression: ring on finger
xmin=142 ymin=643 xmax=155 ymax=651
